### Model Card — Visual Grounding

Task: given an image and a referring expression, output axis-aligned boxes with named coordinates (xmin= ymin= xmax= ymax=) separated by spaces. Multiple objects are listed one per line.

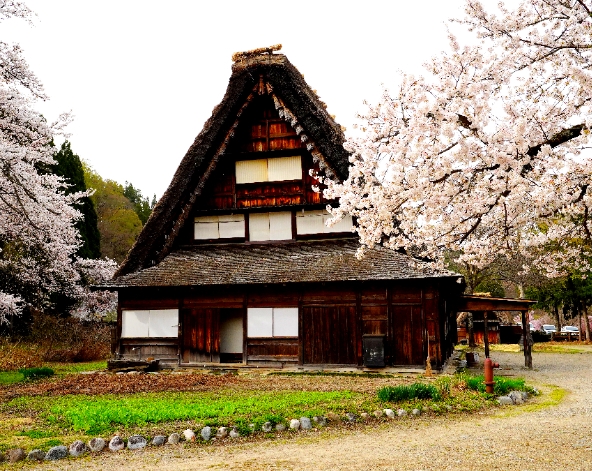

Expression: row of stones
xmin=2 ymin=391 xmax=533 ymax=465
xmin=1 ymin=408 xmax=427 ymax=464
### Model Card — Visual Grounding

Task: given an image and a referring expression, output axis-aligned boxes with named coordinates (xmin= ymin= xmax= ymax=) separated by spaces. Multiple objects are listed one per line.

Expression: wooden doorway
xmin=219 ymin=308 xmax=244 ymax=363
xmin=302 ymin=305 xmax=358 ymax=365
xmin=390 ymin=305 xmax=424 ymax=365
xmin=181 ymin=308 xmax=220 ymax=363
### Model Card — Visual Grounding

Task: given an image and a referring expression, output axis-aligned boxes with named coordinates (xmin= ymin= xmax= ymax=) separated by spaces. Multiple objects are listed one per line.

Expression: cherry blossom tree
xmin=0 ymin=1 xmax=116 ymax=322
xmin=327 ymin=0 xmax=592 ymax=278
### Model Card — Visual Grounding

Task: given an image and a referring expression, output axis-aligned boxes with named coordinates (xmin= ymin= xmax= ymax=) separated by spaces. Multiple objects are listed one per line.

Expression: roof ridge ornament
xmin=232 ymin=44 xmax=282 ymax=62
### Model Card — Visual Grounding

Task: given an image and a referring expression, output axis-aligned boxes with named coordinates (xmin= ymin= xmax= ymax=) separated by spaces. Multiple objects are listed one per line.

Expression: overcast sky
xmin=4 ymin=0 xmax=489 ymax=199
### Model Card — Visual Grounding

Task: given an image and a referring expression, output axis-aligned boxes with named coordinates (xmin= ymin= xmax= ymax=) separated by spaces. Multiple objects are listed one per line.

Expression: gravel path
xmin=42 ymin=349 xmax=592 ymax=471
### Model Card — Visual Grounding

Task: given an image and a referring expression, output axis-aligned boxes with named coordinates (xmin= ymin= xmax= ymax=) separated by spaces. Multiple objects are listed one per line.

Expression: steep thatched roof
xmin=100 ymin=239 xmax=459 ymax=290
xmin=115 ymin=51 xmax=350 ymax=277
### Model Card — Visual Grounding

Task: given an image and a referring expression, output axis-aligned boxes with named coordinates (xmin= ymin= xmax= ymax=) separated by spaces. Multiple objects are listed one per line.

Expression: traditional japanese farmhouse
xmin=100 ymin=46 xmax=467 ymax=369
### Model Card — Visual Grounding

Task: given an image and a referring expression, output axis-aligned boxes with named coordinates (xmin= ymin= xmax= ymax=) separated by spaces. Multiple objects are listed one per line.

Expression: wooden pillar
xmin=467 ymin=312 xmax=475 ymax=348
xmin=483 ymin=311 xmax=490 ymax=359
xmin=521 ymin=310 xmax=532 ymax=369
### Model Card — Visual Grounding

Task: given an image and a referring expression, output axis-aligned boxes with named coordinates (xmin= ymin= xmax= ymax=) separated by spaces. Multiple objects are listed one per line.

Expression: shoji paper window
xmin=247 ymin=307 xmax=298 ymax=337
xmin=235 ymin=156 xmax=301 ymax=184
xmin=121 ymin=309 xmax=178 ymax=338
xmin=194 ymin=214 xmax=245 ymax=240
xmin=296 ymin=210 xmax=353 ymax=235
xmin=249 ymin=212 xmax=292 ymax=241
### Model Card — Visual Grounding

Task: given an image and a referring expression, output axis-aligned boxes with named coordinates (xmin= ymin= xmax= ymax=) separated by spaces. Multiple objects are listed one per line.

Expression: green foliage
xmin=16 ymin=429 xmax=55 ymax=439
xmin=0 ymin=371 xmax=23 ymax=385
xmin=464 ymin=374 xmax=529 ymax=396
xmin=474 ymin=279 xmax=505 ymax=298
xmin=377 ymin=383 xmax=441 ymax=402
xmin=19 ymin=367 xmax=54 ymax=381
xmin=52 ymin=141 xmax=101 ymax=259
xmin=12 ymin=390 xmax=355 ymax=435
xmin=123 ymin=182 xmax=155 ymax=225
xmin=83 ymin=164 xmax=142 ymax=263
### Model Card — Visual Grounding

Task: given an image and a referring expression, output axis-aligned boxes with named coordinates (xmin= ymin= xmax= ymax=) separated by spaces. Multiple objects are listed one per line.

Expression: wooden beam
xmin=457 ymin=296 xmax=536 ymax=312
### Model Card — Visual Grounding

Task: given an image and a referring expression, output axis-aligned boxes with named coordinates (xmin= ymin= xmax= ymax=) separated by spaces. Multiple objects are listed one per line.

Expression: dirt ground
xmin=37 ymin=347 xmax=592 ymax=471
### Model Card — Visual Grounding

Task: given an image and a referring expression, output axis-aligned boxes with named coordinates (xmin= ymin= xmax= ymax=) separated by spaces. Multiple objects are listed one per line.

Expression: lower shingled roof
xmin=100 ymin=239 xmax=458 ymax=289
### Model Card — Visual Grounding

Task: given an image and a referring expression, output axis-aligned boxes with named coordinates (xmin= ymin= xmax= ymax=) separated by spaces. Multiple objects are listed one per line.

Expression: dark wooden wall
xmin=117 ymin=279 xmax=460 ymax=368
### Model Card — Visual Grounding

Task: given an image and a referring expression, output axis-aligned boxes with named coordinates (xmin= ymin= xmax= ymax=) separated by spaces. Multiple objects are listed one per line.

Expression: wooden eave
xmin=457 ymin=295 xmax=536 ymax=312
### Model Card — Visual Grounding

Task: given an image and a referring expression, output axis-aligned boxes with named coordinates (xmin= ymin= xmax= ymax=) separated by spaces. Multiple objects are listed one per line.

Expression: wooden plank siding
xmin=115 ymin=280 xmax=457 ymax=368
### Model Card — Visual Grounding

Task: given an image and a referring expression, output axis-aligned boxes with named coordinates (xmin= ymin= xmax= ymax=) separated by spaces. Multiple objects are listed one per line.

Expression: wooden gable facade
xmin=101 ymin=48 xmax=464 ymax=369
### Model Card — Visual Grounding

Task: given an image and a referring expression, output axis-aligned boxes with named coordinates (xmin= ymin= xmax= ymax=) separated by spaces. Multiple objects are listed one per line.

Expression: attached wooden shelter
xmin=98 ymin=47 xmax=468 ymax=370
xmin=457 ymin=296 xmax=537 ymax=367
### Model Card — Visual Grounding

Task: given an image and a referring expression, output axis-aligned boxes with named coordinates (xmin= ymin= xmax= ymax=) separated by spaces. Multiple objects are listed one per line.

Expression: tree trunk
xmin=578 ymin=307 xmax=583 ymax=342
xmin=584 ymin=305 xmax=591 ymax=342
xmin=553 ymin=304 xmax=560 ymax=331
xmin=521 ymin=310 xmax=532 ymax=369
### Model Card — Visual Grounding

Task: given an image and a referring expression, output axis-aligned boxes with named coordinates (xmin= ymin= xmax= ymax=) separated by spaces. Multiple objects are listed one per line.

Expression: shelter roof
xmin=115 ymin=49 xmax=350 ymax=277
xmin=457 ymin=295 xmax=536 ymax=312
xmin=100 ymin=239 xmax=460 ymax=290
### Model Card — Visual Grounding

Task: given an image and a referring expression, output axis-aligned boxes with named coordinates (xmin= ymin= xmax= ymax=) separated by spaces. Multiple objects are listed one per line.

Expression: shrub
xmin=377 ymin=383 xmax=441 ymax=402
xmin=465 ymin=374 xmax=528 ymax=396
xmin=19 ymin=367 xmax=54 ymax=381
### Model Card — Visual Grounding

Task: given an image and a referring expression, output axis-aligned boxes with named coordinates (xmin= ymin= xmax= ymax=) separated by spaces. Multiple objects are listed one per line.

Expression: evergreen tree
xmin=123 ymin=182 xmax=153 ymax=225
xmin=52 ymin=142 xmax=101 ymax=259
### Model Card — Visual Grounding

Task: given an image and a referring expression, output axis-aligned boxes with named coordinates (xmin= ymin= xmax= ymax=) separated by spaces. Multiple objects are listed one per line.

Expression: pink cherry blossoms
xmin=326 ymin=0 xmax=592 ymax=277
xmin=0 ymin=2 xmax=116 ymax=322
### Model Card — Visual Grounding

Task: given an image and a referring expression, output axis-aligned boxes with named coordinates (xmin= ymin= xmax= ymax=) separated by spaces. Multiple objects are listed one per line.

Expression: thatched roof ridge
xmin=115 ymin=53 xmax=350 ymax=277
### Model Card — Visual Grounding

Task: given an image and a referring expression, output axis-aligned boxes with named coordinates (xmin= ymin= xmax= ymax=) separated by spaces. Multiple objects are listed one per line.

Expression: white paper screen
xmin=236 ymin=159 xmax=268 ymax=184
xmin=324 ymin=213 xmax=353 ymax=233
xmin=267 ymin=156 xmax=302 ymax=181
xmin=273 ymin=308 xmax=299 ymax=337
xmin=249 ymin=213 xmax=270 ymax=241
xmin=269 ymin=212 xmax=292 ymax=240
xmin=149 ymin=309 xmax=178 ymax=337
xmin=121 ymin=310 xmax=150 ymax=337
xmin=194 ymin=221 xmax=219 ymax=239
xmin=218 ymin=214 xmax=245 ymax=238
xmin=296 ymin=210 xmax=325 ymax=235
xmin=247 ymin=308 xmax=273 ymax=337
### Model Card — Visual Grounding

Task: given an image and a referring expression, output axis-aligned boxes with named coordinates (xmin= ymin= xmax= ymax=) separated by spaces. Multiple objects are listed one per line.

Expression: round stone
xmin=167 ymin=433 xmax=180 ymax=445
xmin=261 ymin=421 xmax=273 ymax=433
xmin=289 ymin=419 xmax=300 ymax=430
xmin=109 ymin=436 xmax=125 ymax=452
xmin=27 ymin=449 xmax=46 ymax=461
xmin=201 ymin=426 xmax=212 ymax=441
xmin=69 ymin=440 xmax=87 ymax=457
xmin=300 ymin=417 xmax=312 ymax=429
xmin=183 ymin=429 xmax=196 ymax=442
xmin=151 ymin=435 xmax=166 ymax=446
xmin=127 ymin=435 xmax=147 ymax=450
xmin=88 ymin=437 xmax=106 ymax=452
xmin=45 ymin=446 xmax=68 ymax=460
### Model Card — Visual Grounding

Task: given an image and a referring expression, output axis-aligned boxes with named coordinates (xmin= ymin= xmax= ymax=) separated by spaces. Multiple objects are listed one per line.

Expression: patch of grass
xmin=8 ymin=390 xmax=357 ymax=435
xmin=47 ymin=360 xmax=107 ymax=375
xmin=19 ymin=367 xmax=54 ymax=381
xmin=532 ymin=344 xmax=588 ymax=354
xmin=0 ymin=371 xmax=24 ymax=386
xmin=464 ymin=374 xmax=532 ymax=396
xmin=377 ymin=383 xmax=441 ymax=402
xmin=16 ymin=429 xmax=55 ymax=439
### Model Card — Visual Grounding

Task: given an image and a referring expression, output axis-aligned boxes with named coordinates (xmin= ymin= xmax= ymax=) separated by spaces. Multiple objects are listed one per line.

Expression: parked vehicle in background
xmin=542 ymin=325 xmax=557 ymax=334
xmin=561 ymin=326 xmax=579 ymax=334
